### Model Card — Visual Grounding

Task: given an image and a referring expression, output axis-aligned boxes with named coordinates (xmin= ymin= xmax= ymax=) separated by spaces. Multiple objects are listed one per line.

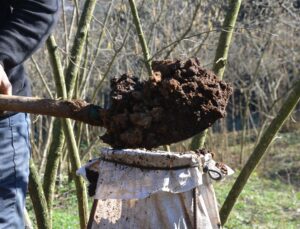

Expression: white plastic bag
xmin=77 ymin=148 xmax=233 ymax=229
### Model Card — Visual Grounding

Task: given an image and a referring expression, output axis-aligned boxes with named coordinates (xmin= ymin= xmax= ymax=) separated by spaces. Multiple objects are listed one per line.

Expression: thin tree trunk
xmin=47 ymin=36 xmax=67 ymax=98
xmin=40 ymin=35 xmax=69 ymax=229
xmin=44 ymin=19 xmax=93 ymax=226
xmin=39 ymin=117 xmax=54 ymax=173
xmin=220 ymin=76 xmax=300 ymax=225
xmin=65 ymin=0 xmax=98 ymax=99
xmin=240 ymin=93 xmax=249 ymax=165
xmin=62 ymin=119 xmax=89 ymax=228
xmin=62 ymin=5 xmax=103 ymax=224
xmin=29 ymin=159 xmax=51 ymax=229
xmin=79 ymin=0 xmax=114 ymax=95
xmin=45 ymin=1 xmax=98 ymax=226
xmin=190 ymin=0 xmax=242 ymax=150
xmin=43 ymin=118 xmax=65 ymax=224
xmin=128 ymin=0 xmax=152 ymax=76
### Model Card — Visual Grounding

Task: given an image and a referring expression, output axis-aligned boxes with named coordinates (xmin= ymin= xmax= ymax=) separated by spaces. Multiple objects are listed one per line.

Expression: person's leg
xmin=0 ymin=113 xmax=31 ymax=229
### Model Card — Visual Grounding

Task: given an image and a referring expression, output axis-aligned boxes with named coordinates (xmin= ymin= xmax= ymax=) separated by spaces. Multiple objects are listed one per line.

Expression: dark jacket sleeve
xmin=0 ymin=0 xmax=60 ymax=70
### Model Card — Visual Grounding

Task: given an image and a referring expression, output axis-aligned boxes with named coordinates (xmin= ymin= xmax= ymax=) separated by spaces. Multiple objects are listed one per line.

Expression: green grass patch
xmin=27 ymin=181 xmax=86 ymax=228
xmin=51 ymin=182 xmax=81 ymax=229
xmin=215 ymin=173 xmax=300 ymax=228
xmin=52 ymin=209 xmax=79 ymax=229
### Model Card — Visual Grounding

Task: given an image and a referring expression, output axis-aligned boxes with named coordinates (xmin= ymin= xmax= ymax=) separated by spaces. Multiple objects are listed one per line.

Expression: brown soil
xmin=100 ymin=58 xmax=232 ymax=149
xmin=194 ymin=148 xmax=214 ymax=157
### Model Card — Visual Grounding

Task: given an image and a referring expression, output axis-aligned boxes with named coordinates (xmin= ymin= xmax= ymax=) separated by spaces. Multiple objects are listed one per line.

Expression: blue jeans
xmin=0 ymin=113 xmax=30 ymax=229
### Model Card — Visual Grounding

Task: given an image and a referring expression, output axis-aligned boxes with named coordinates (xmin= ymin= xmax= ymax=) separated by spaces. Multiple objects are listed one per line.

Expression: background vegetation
xmin=25 ymin=0 xmax=299 ymax=228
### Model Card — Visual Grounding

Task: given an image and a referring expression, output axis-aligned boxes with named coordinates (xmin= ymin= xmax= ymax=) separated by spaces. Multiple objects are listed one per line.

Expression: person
xmin=0 ymin=0 xmax=60 ymax=228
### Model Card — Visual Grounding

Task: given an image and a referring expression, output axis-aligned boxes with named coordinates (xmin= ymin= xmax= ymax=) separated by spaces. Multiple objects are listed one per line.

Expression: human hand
xmin=0 ymin=64 xmax=12 ymax=95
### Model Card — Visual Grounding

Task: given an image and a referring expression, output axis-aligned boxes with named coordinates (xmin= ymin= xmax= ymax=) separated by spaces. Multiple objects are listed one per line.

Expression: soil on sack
xmin=100 ymin=58 xmax=232 ymax=149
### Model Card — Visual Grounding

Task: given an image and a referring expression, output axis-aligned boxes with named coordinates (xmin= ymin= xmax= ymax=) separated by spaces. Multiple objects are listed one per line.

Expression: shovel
xmin=0 ymin=94 xmax=104 ymax=126
xmin=0 ymin=58 xmax=232 ymax=149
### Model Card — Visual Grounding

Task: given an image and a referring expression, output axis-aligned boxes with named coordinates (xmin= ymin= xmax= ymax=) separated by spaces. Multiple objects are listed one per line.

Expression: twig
xmin=129 ymin=0 xmax=152 ymax=76
xmin=164 ymin=1 xmax=202 ymax=59
xmin=31 ymin=57 xmax=54 ymax=99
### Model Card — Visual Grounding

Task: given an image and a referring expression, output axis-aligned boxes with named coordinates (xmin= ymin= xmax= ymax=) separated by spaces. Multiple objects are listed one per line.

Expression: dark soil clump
xmin=100 ymin=58 xmax=232 ymax=149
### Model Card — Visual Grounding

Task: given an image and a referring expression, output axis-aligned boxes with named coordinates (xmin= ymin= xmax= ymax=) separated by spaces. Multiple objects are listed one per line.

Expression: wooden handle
xmin=0 ymin=95 xmax=105 ymax=126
